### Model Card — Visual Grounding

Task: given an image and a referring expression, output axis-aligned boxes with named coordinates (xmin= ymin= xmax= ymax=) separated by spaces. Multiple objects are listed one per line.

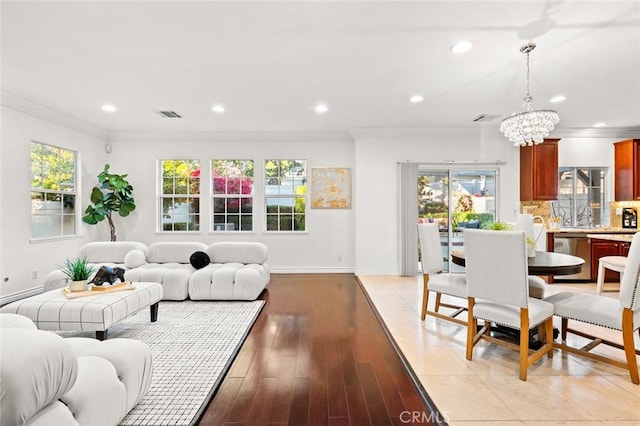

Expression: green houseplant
xmin=482 ymin=221 xmax=536 ymax=254
xmin=59 ymin=256 xmax=96 ymax=292
xmin=83 ymin=164 xmax=136 ymax=241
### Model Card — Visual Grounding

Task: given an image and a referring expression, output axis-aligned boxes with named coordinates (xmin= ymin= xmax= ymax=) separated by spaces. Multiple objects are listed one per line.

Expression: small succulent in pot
xmin=58 ymin=257 xmax=96 ymax=291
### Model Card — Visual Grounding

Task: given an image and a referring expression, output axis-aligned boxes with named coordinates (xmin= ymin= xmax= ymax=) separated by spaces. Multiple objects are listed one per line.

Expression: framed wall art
xmin=310 ymin=167 xmax=352 ymax=209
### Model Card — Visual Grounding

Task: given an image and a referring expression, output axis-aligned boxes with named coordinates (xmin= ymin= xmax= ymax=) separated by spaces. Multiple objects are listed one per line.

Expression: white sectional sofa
xmin=190 ymin=242 xmax=270 ymax=300
xmin=43 ymin=241 xmax=148 ymax=292
xmin=0 ymin=313 xmax=152 ymax=426
xmin=124 ymin=242 xmax=208 ymax=301
xmin=42 ymin=240 xmax=270 ymax=301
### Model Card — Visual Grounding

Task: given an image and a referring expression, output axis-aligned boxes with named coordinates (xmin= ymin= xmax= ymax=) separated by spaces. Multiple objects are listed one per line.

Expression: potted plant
xmin=59 ymin=257 xmax=96 ymax=292
xmin=83 ymin=164 xmax=136 ymax=241
xmin=482 ymin=221 xmax=536 ymax=255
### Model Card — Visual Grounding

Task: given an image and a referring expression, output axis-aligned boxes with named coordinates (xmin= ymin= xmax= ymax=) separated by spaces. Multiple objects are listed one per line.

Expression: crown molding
xmin=107 ymin=130 xmax=354 ymax=143
xmin=550 ymin=127 xmax=640 ymax=139
xmin=1 ymin=91 xmax=109 ymax=139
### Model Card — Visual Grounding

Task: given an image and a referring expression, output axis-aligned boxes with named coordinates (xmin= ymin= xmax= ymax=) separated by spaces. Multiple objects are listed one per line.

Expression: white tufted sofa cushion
xmin=0 ymin=313 xmax=152 ymax=426
xmin=188 ymin=242 xmax=270 ymax=300
xmin=124 ymin=242 xmax=208 ymax=300
xmin=43 ymin=241 xmax=148 ymax=291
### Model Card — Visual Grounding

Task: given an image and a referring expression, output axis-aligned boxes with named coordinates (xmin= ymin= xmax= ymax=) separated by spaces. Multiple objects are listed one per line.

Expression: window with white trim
xmin=159 ymin=160 xmax=200 ymax=231
xmin=30 ymin=142 xmax=77 ymax=239
xmin=265 ymin=159 xmax=307 ymax=231
xmin=212 ymin=160 xmax=254 ymax=231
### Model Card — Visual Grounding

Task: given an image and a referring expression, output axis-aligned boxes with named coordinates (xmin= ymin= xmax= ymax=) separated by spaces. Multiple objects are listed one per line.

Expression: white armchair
xmin=464 ymin=229 xmax=554 ymax=381
xmin=417 ymin=223 xmax=467 ymax=325
xmin=545 ymin=231 xmax=640 ymax=384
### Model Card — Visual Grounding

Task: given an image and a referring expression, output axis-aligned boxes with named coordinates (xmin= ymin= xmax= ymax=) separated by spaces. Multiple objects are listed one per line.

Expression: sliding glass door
xmin=418 ymin=168 xmax=498 ymax=272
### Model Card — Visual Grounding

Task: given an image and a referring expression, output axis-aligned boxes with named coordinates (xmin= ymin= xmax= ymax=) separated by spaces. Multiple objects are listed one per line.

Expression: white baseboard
xmin=0 ymin=286 xmax=44 ymax=307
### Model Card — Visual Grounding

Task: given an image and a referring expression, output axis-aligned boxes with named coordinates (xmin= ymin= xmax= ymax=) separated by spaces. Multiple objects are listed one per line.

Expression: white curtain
xmin=399 ymin=163 xmax=419 ymax=276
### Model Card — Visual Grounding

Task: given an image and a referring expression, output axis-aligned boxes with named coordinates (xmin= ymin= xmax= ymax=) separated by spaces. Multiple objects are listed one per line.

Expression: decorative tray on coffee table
xmin=61 ymin=281 xmax=135 ymax=299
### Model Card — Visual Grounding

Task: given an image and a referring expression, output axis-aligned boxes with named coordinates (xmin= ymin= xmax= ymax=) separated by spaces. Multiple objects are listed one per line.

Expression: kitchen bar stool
xmin=596 ymin=256 xmax=627 ymax=295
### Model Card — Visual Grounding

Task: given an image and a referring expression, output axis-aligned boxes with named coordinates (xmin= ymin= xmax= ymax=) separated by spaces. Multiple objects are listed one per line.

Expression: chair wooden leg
xmin=561 ymin=318 xmax=568 ymax=341
xmin=421 ymin=274 xmax=429 ymax=321
xmin=545 ymin=318 xmax=554 ymax=359
xmin=596 ymin=259 xmax=605 ymax=295
xmin=434 ymin=292 xmax=442 ymax=312
xmin=519 ymin=308 xmax=530 ymax=381
xmin=466 ymin=297 xmax=476 ymax=361
xmin=622 ymin=308 xmax=640 ymax=385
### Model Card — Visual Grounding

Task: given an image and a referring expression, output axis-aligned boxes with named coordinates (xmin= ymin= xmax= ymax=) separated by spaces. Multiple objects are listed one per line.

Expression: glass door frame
xmin=418 ymin=166 xmax=500 ymax=272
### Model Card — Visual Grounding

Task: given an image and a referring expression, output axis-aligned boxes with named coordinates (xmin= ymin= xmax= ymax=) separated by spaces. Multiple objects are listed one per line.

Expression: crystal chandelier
xmin=500 ymin=42 xmax=559 ymax=146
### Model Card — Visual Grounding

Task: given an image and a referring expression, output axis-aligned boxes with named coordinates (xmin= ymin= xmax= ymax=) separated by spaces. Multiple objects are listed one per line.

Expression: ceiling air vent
xmin=155 ymin=110 xmax=182 ymax=118
xmin=472 ymin=114 xmax=500 ymax=122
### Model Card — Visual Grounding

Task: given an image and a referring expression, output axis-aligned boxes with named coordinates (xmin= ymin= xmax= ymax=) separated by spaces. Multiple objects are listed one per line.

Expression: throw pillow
xmin=190 ymin=251 xmax=210 ymax=270
xmin=124 ymin=249 xmax=146 ymax=269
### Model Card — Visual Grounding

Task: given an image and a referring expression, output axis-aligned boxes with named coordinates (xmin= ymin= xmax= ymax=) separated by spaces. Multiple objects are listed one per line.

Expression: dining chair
xmin=464 ymin=229 xmax=554 ymax=381
xmin=417 ymin=223 xmax=467 ymax=326
xmin=545 ymin=232 xmax=640 ymax=384
xmin=595 ymin=255 xmax=627 ymax=295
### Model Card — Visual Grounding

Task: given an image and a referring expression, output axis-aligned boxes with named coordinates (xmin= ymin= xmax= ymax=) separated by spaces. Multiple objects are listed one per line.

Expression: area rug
xmin=60 ymin=300 xmax=264 ymax=426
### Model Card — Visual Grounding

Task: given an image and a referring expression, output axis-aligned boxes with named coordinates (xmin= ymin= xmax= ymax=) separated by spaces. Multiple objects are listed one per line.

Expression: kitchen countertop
xmin=587 ymin=233 xmax=636 ymax=243
xmin=546 ymin=227 xmax=638 ymax=234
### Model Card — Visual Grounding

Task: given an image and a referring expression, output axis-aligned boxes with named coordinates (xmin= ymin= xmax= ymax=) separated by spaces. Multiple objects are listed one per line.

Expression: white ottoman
xmin=0 ymin=282 xmax=163 ymax=340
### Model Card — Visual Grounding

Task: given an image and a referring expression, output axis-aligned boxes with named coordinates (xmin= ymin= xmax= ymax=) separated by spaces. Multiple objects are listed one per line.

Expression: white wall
xmin=1 ymin=103 xmax=625 ymax=298
xmin=106 ymin=134 xmax=355 ymax=273
xmin=0 ymin=106 xmax=107 ymax=301
xmin=352 ymin=127 xmax=521 ymax=274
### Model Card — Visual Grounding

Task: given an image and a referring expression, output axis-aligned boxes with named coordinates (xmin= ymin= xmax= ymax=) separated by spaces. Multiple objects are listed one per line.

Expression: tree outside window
xmin=265 ymin=159 xmax=306 ymax=231
xmin=30 ymin=142 xmax=77 ymax=239
xmin=211 ymin=160 xmax=254 ymax=231
xmin=160 ymin=160 xmax=200 ymax=231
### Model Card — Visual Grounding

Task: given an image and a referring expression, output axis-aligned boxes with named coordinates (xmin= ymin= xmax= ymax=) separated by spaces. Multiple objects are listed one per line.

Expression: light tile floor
xmin=358 ymin=275 xmax=640 ymax=426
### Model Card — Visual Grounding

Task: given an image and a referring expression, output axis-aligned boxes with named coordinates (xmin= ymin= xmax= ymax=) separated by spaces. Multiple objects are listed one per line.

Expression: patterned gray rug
xmin=60 ymin=300 xmax=264 ymax=426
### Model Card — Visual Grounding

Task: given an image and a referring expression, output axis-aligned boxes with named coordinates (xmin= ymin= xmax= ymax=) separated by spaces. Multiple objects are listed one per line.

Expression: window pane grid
xmin=30 ymin=142 xmax=77 ymax=239
xmin=265 ymin=160 xmax=307 ymax=232
xmin=211 ymin=160 xmax=254 ymax=232
xmin=160 ymin=160 xmax=200 ymax=232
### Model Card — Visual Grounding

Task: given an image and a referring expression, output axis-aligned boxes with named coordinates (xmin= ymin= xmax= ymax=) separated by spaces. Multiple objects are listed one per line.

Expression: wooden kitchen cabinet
xmin=614 ymin=139 xmax=640 ymax=201
xmin=591 ymin=238 xmax=628 ymax=281
xmin=520 ymin=138 xmax=560 ymax=201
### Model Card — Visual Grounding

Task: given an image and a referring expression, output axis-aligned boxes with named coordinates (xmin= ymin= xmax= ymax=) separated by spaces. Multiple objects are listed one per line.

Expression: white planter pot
xmin=69 ymin=280 xmax=88 ymax=292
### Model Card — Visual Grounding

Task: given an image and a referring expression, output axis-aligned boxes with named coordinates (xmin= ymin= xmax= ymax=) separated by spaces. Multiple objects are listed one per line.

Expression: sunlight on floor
xmin=358 ymin=275 xmax=640 ymax=425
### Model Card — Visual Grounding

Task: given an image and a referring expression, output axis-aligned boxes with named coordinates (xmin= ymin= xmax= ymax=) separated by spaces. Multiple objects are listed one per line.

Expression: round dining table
xmin=450 ymin=250 xmax=585 ymax=276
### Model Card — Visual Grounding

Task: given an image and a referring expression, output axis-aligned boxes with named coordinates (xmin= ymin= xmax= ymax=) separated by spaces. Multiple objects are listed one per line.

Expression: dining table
xmin=450 ymin=249 xmax=585 ymax=277
xmin=450 ymin=249 xmax=585 ymax=347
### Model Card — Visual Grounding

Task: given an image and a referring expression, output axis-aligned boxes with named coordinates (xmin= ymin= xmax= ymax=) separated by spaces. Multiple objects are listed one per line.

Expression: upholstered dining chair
xmin=417 ymin=223 xmax=467 ymax=325
xmin=464 ymin=229 xmax=555 ymax=381
xmin=595 ymin=255 xmax=627 ymax=295
xmin=545 ymin=231 xmax=640 ymax=384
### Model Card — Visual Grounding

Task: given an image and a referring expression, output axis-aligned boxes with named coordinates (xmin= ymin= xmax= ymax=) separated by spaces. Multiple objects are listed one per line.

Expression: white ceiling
xmin=2 ymin=1 xmax=639 ymax=136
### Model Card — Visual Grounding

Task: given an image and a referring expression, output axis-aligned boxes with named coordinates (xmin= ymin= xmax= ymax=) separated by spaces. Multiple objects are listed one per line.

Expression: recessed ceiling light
xmin=211 ymin=105 xmax=225 ymax=113
xmin=410 ymin=95 xmax=424 ymax=103
xmin=450 ymin=40 xmax=473 ymax=54
xmin=314 ymin=104 xmax=328 ymax=114
xmin=550 ymin=95 xmax=567 ymax=103
xmin=593 ymin=122 xmax=607 ymax=127
xmin=101 ymin=104 xmax=117 ymax=112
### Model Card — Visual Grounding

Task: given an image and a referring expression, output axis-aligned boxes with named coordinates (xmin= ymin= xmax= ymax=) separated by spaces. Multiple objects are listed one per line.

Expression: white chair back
xmin=619 ymin=232 xmax=640 ymax=311
xmin=417 ymin=223 xmax=444 ymax=274
xmin=464 ymin=229 xmax=529 ymax=308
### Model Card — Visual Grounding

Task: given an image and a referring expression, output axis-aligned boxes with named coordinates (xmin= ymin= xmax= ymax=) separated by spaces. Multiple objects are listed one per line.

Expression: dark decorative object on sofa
xmin=190 ymin=251 xmax=210 ymax=269
xmin=89 ymin=266 xmax=126 ymax=286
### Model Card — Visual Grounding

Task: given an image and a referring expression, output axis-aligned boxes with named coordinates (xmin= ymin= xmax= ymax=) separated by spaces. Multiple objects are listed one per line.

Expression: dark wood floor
xmin=198 ymin=274 xmax=441 ymax=426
